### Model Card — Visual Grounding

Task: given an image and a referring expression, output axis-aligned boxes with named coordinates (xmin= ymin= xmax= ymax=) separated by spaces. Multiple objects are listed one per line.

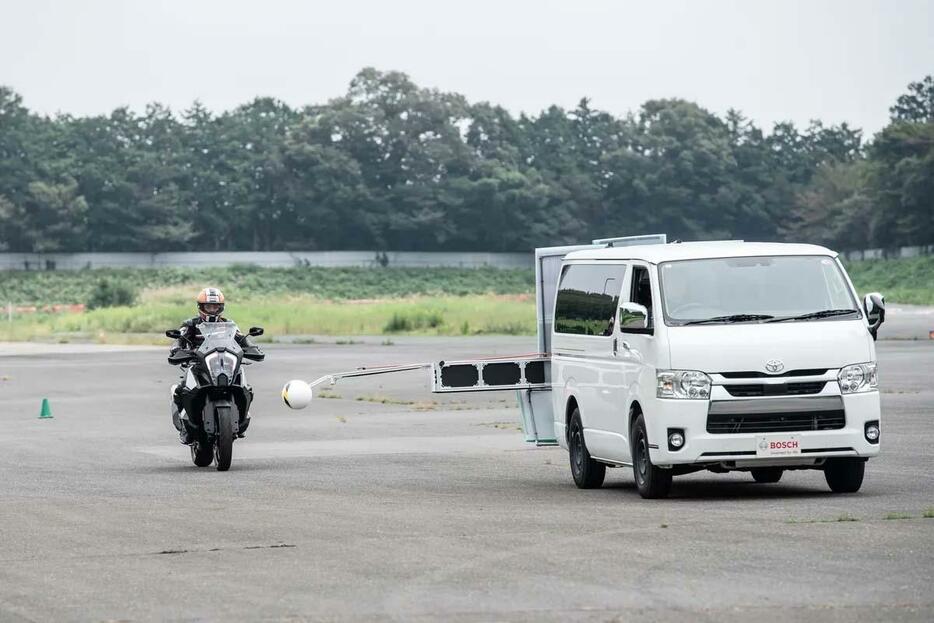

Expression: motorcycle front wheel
xmin=214 ymin=407 xmax=234 ymax=471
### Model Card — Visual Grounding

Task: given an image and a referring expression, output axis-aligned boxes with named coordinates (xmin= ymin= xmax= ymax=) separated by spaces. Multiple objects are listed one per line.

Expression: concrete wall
xmin=0 ymin=251 xmax=533 ymax=271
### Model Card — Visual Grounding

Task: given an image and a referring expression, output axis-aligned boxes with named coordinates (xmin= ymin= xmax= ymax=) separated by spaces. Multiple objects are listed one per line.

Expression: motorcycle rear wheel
xmin=214 ymin=407 xmax=234 ymax=472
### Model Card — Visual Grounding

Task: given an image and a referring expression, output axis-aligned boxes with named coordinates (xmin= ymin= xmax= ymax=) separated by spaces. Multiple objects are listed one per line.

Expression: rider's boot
xmin=170 ymin=384 xmax=192 ymax=445
xmin=237 ymin=385 xmax=254 ymax=438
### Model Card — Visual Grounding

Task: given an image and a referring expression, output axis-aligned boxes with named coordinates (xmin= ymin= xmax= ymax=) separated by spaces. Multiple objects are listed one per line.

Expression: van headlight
xmin=838 ymin=362 xmax=878 ymax=393
xmin=657 ymin=370 xmax=711 ymax=400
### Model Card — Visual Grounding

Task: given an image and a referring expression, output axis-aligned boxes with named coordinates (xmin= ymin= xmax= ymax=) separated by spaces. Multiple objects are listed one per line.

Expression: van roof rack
xmin=591 ymin=234 xmax=667 ymax=247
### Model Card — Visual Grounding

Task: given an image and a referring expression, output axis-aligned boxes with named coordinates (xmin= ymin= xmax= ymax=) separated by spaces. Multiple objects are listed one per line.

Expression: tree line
xmin=0 ymin=69 xmax=931 ymax=253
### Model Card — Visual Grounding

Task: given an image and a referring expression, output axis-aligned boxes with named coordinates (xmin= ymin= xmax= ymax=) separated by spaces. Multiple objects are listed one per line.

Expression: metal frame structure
xmin=298 ymin=234 xmax=668 ymax=446
xmin=304 ymin=354 xmax=551 ymax=395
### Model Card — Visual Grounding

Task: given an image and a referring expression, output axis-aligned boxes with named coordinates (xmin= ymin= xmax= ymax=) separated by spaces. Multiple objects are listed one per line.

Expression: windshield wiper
xmin=683 ymin=314 xmax=775 ymax=326
xmin=766 ymin=309 xmax=859 ymax=323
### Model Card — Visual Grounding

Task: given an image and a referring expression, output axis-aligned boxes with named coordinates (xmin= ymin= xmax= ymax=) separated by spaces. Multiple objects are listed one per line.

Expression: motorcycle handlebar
xmin=167 ymin=350 xmax=195 ymax=365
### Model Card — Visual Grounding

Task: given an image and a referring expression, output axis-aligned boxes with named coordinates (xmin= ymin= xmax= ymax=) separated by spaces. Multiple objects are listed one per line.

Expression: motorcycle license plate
xmin=756 ymin=435 xmax=801 ymax=457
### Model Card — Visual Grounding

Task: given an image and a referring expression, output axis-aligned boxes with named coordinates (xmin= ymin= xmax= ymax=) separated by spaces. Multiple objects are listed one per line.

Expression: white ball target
xmin=282 ymin=380 xmax=313 ymax=409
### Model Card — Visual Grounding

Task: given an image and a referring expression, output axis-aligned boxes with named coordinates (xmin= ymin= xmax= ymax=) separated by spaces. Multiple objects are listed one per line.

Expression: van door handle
xmin=621 ymin=341 xmax=632 ymax=352
xmin=612 ymin=338 xmax=618 ymax=356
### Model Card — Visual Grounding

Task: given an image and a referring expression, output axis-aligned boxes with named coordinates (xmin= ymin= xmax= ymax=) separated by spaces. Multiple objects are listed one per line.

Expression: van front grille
xmin=707 ymin=410 xmax=845 ymax=434
xmin=706 ymin=396 xmax=846 ymax=434
xmin=724 ymin=381 xmax=826 ymax=397
xmin=719 ymin=369 xmax=828 ymax=379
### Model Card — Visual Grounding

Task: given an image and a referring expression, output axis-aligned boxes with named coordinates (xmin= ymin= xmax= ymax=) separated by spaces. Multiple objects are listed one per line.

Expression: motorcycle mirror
xmin=863 ymin=292 xmax=885 ymax=340
xmin=165 ymin=329 xmax=182 ymax=339
xmin=248 ymin=326 xmax=264 ymax=337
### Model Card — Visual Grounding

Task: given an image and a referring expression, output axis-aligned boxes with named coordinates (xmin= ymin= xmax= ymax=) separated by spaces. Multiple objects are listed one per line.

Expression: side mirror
xmin=165 ymin=329 xmax=182 ymax=339
xmin=619 ymin=302 xmax=651 ymax=334
xmin=248 ymin=326 xmax=265 ymax=337
xmin=863 ymin=292 xmax=885 ymax=341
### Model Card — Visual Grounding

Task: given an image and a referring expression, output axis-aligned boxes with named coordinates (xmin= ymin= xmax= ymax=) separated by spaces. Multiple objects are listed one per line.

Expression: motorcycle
xmin=166 ymin=322 xmax=265 ymax=471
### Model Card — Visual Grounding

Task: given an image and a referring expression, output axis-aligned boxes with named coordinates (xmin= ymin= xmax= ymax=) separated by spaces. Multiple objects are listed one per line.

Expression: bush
xmin=383 ymin=310 xmax=444 ymax=333
xmin=86 ymin=279 xmax=138 ymax=309
xmin=383 ymin=313 xmax=412 ymax=332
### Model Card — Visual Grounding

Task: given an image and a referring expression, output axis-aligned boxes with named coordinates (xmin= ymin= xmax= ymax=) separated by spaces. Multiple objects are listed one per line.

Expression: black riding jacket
xmin=170 ymin=316 xmax=261 ymax=355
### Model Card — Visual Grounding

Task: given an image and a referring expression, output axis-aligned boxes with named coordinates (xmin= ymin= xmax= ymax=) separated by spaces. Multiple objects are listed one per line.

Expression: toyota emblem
xmin=765 ymin=359 xmax=785 ymax=374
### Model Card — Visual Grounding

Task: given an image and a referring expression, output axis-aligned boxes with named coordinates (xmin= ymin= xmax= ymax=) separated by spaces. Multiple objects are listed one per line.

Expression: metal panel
xmin=535 ymin=244 xmax=600 ymax=355
xmin=431 ymin=357 xmax=550 ymax=393
xmin=533 ymin=235 xmax=666 ymax=355
xmin=517 ymin=389 xmax=557 ymax=446
xmin=591 ymin=233 xmax=667 ymax=247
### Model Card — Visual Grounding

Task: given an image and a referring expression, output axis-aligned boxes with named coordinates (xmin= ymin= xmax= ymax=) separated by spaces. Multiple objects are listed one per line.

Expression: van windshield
xmin=659 ymin=255 xmax=861 ymax=326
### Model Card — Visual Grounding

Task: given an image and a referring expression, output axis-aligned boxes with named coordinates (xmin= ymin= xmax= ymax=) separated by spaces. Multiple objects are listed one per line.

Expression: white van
xmin=550 ymin=241 xmax=885 ymax=498
xmin=284 ymin=236 xmax=885 ymax=499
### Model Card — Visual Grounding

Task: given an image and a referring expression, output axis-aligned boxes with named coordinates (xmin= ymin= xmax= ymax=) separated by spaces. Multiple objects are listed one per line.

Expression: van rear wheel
xmin=824 ymin=458 xmax=865 ymax=493
xmin=631 ymin=413 xmax=672 ymax=499
xmin=568 ymin=409 xmax=605 ymax=489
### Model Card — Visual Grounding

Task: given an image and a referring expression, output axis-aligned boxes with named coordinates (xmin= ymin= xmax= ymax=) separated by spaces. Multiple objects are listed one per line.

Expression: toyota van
xmin=550 ymin=241 xmax=885 ymax=498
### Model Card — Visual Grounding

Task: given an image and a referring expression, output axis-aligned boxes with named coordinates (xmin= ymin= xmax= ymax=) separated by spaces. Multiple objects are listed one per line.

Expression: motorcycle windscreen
xmin=196 ymin=322 xmax=241 ymax=354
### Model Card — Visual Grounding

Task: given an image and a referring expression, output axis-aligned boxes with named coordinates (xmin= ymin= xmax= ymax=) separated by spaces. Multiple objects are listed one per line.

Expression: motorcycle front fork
xmin=170 ymin=382 xmax=252 ymax=438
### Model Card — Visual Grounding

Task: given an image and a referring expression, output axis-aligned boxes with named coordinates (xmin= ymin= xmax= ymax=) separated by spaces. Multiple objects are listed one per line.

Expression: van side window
xmin=630 ymin=266 xmax=653 ymax=325
xmin=555 ymin=264 xmax=627 ymax=336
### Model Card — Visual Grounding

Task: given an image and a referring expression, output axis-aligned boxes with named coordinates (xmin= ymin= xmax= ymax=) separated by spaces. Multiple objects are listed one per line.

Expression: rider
xmin=170 ymin=287 xmax=263 ymax=443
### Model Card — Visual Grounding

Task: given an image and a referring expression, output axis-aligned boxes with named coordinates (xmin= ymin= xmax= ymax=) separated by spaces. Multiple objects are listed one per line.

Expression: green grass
xmin=883 ymin=512 xmax=914 ymax=520
xmin=0 ymin=265 xmax=537 ymax=341
xmin=1 ymin=256 xmax=931 ymax=343
xmin=923 ymin=508 xmax=934 ymax=519
xmin=845 ymin=257 xmax=934 ymax=305
xmin=2 ymin=258 xmax=930 ymax=306
xmin=0 ymin=266 xmax=534 ymax=306
xmin=0 ymin=294 xmax=536 ymax=342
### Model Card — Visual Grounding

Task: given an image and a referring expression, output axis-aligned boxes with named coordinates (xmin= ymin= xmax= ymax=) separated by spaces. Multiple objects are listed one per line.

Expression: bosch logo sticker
xmin=756 ymin=435 xmax=802 ymax=457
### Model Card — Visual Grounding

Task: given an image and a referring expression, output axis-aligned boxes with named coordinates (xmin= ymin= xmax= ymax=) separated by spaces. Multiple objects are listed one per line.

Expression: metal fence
xmin=0 ymin=251 xmax=533 ymax=271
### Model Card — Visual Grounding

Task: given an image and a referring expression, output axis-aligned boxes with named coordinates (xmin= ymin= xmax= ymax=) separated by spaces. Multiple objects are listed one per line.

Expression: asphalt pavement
xmin=0 ymin=329 xmax=932 ymax=622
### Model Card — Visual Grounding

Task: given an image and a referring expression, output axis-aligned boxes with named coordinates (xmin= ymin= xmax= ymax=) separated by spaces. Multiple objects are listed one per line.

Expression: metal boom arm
xmin=304 ymin=353 xmax=550 ymax=394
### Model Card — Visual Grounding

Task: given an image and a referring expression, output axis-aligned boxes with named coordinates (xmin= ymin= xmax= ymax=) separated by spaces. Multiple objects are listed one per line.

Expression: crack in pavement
xmin=155 ymin=543 xmax=296 ymax=555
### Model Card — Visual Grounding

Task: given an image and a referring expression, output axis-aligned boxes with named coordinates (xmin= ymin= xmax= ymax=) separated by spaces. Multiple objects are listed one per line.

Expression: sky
xmin=0 ymin=0 xmax=931 ymax=136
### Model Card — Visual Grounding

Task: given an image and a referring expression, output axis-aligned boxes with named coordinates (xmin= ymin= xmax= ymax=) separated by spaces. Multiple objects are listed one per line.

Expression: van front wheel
xmin=631 ymin=413 xmax=672 ymax=499
xmin=568 ymin=409 xmax=605 ymax=489
xmin=824 ymin=458 xmax=865 ymax=493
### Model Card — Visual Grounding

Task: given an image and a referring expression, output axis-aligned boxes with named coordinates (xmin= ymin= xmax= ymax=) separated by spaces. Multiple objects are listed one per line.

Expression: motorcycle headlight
xmin=657 ymin=370 xmax=711 ymax=400
xmin=838 ymin=362 xmax=878 ymax=394
xmin=205 ymin=352 xmax=239 ymax=384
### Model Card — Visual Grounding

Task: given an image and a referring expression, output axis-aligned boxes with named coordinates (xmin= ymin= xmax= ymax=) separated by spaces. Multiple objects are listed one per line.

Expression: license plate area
xmin=756 ymin=434 xmax=801 ymax=457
